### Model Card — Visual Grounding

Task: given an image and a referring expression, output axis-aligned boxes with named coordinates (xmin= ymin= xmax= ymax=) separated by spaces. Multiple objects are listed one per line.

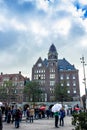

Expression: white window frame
xmin=50 ymin=74 xmax=55 ymax=79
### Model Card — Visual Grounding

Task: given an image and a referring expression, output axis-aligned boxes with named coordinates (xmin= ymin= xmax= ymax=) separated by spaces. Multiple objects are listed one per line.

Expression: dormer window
xmin=38 ymin=63 xmax=42 ymax=67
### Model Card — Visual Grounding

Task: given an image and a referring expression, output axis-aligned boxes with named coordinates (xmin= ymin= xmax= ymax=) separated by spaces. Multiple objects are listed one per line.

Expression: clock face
xmin=38 ymin=63 xmax=42 ymax=67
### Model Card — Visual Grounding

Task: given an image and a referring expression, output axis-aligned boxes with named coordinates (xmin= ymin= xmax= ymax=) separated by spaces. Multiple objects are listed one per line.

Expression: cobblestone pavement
xmin=3 ymin=116 xmax=75 ymax=130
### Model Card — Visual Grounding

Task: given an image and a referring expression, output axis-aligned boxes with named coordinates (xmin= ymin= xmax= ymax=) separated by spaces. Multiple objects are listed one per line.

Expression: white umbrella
xmin=0 ymin=102 xmax=3 ymax=106
xmin=51 ymin=103 xmax=62 ymax=112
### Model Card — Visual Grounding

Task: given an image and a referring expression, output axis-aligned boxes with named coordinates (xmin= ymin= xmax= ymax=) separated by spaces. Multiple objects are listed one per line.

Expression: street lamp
xmin=80 ymin=56 xmax=87 ymax=110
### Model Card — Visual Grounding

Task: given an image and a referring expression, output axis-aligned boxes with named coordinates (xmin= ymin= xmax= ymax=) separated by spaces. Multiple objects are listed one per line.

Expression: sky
xmin=0 ymin=0 xmax=87 ymax=96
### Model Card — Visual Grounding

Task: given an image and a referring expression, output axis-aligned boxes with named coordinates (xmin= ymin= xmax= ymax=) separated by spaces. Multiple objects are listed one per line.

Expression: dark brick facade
xmin=32 ymin=44 xmax=80 ymax=102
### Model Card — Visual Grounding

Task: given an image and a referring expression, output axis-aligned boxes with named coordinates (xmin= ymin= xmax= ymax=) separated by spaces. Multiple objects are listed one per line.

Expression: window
xmin=3 ymin=77 xmax=9 ymax=81
xmin=50 ymin=81 xmax=55 ymax=86
xmin=40 ymin=80 xmax=45 ymax=84
xmin=50 ymin=74 xmax=55 ymax=79
xmin=73 ymin=90 xmax=76 ymax=94
xmin=40 ymin=74 xmax=45 ymax=79
xmin=34 ymin=75 xmax=38 ymax=79
xmin=38 ymin=75 xmax=41 ymax=80
xmin=50 ymin=63 xmax=54 ymax=66
xmin=61 ymin=83 xmax=64 ymax=86
xmin=20 ymin=83 xmax=23 ymax=87
xmin=73 ymin=81 xmax=76 ymax=86
xmin=68 ymin=69 xmax=71 ymax=70
xmin=43 ymin=70 xmax=45 ymax=73
xmin=38 ymin=63 xmax=42 ymax=67
xmin=34 ymin=70 xmax=36 ymax=73
xmin=60 ymin=75 xmax=63 ymax=80
xmin=39 ymin=70 xmax=41 ymax=73
xmin=15 ymin=77 xmax=18 ymax=81
xmin=41 ymin=70 xmax=43 ymax=73
xmin=50 ymin=68 xmax=55 ymax=72
xmin=50 ymin=88 xmax=54 ymax=94
xmin=14 ymin=90 xmax=17 ymax=94
xmin=41 ymin=74 xmax=43 ymax=79
xmin=73 ymin=88 xmax=76 ymax=93
xmin=12 ymin=83 xmax=15 ymax=86
xmin=13 ymin=82 xmax=18 ymax=86
xmin=72 ymin=75 xmax=76 ymax=79
xmin=67 ymin=90 xmax=70 ymax=93
xmin=60 ymin=69 xmax=63 ymax=71
xmin=66 ymin=74 xmax=69 ymax=79
xmin=67 ymin=81 xmax=70 ymax=86
xmin=4 ymin=84 xmax=6 ymax=87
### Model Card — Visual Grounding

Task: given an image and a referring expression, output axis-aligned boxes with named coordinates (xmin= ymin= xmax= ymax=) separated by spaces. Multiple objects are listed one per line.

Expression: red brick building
xmin=32 ymin=44 xmax=80 ymax=102
xmin=0 ymin=71 xmax=25 ymax=104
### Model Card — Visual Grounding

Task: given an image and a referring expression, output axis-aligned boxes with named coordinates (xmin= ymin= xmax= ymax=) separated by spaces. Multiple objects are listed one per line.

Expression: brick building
xmin=0 ymin=71 xmax=25 ymax=104
xmin=32 ymin=44 xmax=80 ymax=102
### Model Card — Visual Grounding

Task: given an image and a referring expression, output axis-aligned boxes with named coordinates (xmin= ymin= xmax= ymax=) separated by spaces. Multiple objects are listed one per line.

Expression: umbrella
xmin=39 ymin=106 xmax=46 ymax=111
xmin=74 ymin=107 xmax=80 ymax=111
xmin=51 ymin=103 xmax=62 ymax=112
xmin=0 ymin=102 xmax=3 ymax=106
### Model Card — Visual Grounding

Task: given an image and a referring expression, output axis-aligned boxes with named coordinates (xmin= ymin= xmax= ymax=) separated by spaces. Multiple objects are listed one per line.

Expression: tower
xmin=48 ymin=43 xmax=58 ymax=62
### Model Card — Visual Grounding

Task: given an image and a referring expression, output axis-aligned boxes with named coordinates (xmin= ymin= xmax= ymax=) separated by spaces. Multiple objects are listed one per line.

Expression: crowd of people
xmin=0 ymin=103 xmax=79 ymax=129
xmin=2 ymin=105 xmax=22 ymax=128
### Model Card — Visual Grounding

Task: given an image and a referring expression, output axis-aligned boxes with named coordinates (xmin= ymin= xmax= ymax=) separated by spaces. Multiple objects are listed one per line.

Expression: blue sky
xmin=0 ymin=0 xmax=87 ymax=96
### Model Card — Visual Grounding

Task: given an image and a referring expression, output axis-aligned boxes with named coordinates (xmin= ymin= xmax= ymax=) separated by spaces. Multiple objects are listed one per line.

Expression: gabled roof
xmin=35 ymin=57 xmax=43 ymax=65
xmin=0 ymin=73 xmax=25 ymax=82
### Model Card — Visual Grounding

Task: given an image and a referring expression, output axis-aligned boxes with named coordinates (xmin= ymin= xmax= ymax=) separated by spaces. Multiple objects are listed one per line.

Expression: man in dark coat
xmin=15 ymin=108 xmax=21 ymax=128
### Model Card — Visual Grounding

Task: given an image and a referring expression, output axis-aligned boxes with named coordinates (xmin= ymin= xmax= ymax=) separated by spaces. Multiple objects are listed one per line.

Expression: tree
xmin=54 ymin=82 xmax=72 ymax=104
xmin=0 ymin=81 xmax=17 ymax=104
xmin=0 ymin=84 xmax=7 ymax=102
xmin=23 ymin=81 xmax=43 ymax=102
xmin=72 ymin=111 xmax=87 ymax=130
xmin=82 ymin=95 xmax=86 ymax=111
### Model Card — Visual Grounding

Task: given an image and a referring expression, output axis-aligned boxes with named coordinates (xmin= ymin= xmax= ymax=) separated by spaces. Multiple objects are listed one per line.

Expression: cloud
xmin=0 ymin=0 xmax=87 ymax=96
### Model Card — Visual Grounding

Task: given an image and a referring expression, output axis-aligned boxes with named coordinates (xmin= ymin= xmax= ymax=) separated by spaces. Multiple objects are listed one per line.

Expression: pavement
xmin=3 ymin=116 xmax=75 ymax=130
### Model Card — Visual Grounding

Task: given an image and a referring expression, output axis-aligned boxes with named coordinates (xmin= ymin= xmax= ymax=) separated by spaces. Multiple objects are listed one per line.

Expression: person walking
xmin=11 ymin=106 xmax=16 ymax=124
xmin=7 ymin=107 xmax=11 ymax=123
xmin=0 ymin=108 xmax=3 ymax=130
xmin=15 ymin=108 xmax=21 ymax=128
xmin=34 ymin=107 xmax=39 ymax=119
xmin=26 ymin=107 xmax=30 ymax=122
xmin=59 ymin=107 xmax=65 ymax=126
xmin=29 ymin=107 xmax=34 ymax=123
xmin=54 ymin=111 xmax=59 ymax=128
xmin=46 ymin=108 xmax=50 ymax=119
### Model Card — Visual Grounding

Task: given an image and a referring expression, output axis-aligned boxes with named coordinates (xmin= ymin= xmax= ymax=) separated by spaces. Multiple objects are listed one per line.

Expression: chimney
xmin=1 ymin=72 xmax=3 ymax=75
xmin=19 ymin=71 xmax=21 ymax=75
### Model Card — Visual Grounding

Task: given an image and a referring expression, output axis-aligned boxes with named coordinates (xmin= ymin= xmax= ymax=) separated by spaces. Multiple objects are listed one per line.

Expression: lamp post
xmin=80 ymin=56 xmax=87 ymax=110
